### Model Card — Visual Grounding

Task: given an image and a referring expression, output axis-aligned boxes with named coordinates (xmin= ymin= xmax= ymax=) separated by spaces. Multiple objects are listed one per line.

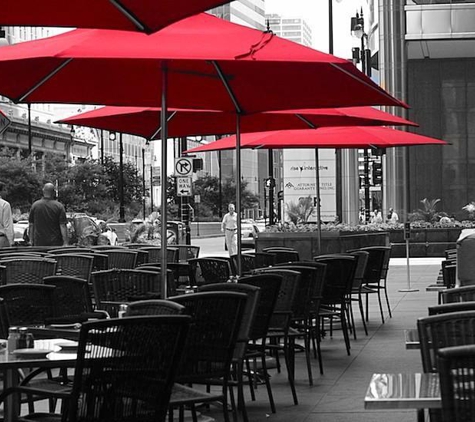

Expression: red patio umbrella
xmin=185 ymin=127 xmax=447 ymax=152
xmin=0 ymin=1 xmax=235 ymax=33
xmin=57 ymin=106 xmax=418 ymax=139
xmin=185 ymin=126 xmax=447 ymax=250
xmin=0 ymin=13 xmax=407 ymax=284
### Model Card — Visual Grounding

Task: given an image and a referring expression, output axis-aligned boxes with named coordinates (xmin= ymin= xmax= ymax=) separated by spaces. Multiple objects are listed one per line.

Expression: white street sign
xmin=0 ymin=111 xmax=11 ymax=136
xmin=177 ymin=177 xmax=192 ymax=197
xmin=174 ymin=157 xmax=193 ymax=177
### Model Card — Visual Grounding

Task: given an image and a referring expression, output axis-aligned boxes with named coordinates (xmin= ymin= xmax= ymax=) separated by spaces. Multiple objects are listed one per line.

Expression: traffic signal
xmin=265 ymin=177 xmax=275 ymax=189
xmin=372 ymin=162 xmax=383 ymax=185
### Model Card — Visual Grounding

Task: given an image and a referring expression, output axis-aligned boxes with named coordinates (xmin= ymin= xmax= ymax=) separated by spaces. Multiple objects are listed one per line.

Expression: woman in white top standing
xmin=222 ymin=203 xmax=238 ymax=256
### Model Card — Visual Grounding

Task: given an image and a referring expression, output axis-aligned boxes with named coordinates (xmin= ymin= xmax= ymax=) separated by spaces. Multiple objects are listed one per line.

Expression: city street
xmin=191 ymin=235 xmax=248 ymax=258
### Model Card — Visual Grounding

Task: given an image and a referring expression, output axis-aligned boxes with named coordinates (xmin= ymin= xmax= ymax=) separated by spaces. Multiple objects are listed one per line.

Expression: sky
xmin=265 ymin=0 xmax=369 ymax=59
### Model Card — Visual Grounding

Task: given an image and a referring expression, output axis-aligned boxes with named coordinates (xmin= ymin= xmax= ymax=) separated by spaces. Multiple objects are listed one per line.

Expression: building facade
xmin=380 ymin=0 xmax=475 ymax=221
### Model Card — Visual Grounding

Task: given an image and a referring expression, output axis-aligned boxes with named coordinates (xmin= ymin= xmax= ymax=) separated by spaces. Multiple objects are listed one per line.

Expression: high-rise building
xmin=265 ymin=14 xmax=312 ymax=47
xmin=210 ymin=0 xmax=265 ymax=30
xmin=380 ymin=0 xmax=475 ymax=221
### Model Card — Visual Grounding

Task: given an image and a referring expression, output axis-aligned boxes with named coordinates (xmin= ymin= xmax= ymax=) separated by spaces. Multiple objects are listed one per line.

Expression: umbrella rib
xmin=110 ymin=0 xmax=149 ymax=33
xmin=295 ymin=114 xmax=318 ymax=129
xmin=18 ymin=59 xmax=73 ymax=103
xmin=211 ymin=61 xmax=243 ymax=114
xmin=330 ymin=63 xmax=402 ymax=105
xmin=150 ymin=110 xmax=177 ymax=140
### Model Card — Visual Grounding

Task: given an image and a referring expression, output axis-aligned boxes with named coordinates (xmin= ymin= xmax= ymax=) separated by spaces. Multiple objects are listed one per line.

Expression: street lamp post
xmin=351 ymin=9 xmax=372 ymax=223
xmin=119 ymin=133 xmax=125 ymax=223
xmin=142 ymin=147 xmax=146 ymax=219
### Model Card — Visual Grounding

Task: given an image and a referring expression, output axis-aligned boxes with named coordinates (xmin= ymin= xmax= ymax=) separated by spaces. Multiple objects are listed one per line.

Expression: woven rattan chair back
xmin=240 ymin=253 xmax=256 ymax=274
xmin=438 ymin=344 xmax=475 ymax=422
xmin=418 ymin=311 xmax=475 ymax=373
xmin=128 ymin=266 xmax=177 ymax=297
xmin=125 ymin=300 xmax=185 ymax=316
xmin=274 ymin=263 xmax=327 ymax=321
xmin=348 ymin=251 xmax=370 ymax=290
xmin=0 ymin=258 xmax=57 ymax=285
xmin=441 ymin=260 xmax=456 ymax=288
xmin=50 ymin=254 xmax=94 ymax=283
xmin=198 ymin=283 xmax=260 ymax=360
xmin=44 ymin=276 xmax=94 ymax=318
xmin=0 ymin=298 xmax=9 ymax=338
xmin=173 ymin=245 xmax=200 ymax=263
xmin=92 ymin=269 xmax=160 ymax=317
xmin=48 ymin=247 xmax=94 ymax=255
xmin=255 ymin=268 xmax=300 ymax=325
xmin=254 ymin=252 xmax=276 ymax=269
xmin=265 ymin=249 xmax=300 ymax=264
xmin=442 ymin=285 xmax=475 ymax=303
xmin=171 ymin=291 xmax=246 ymax=383
xmin=237 ymin=273 xmax=282 ymax=341
xmin=188 ymin=257 xmax=232 ymax=286
xmin=315 ymin=255 xmax=357 ymax=303
xmin=90 ymin=245 xmax=127 ymax=251
xmin=262 ymin=246 xmax=296 ymax=252
xmin=67 ymin=316 xmax=191 ymax=422
xmin=429 ymin=302 xmax=475 ymax=316
xmin=139 ymin=247 xmax=179 ymax=264
xmin=102 ymin=250 xmax=138 ymax=269
xmin=0 ymin=284 xmax=56 ymax=327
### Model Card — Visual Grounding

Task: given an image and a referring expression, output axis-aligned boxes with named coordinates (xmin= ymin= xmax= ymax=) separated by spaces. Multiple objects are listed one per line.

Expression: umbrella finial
xmin=266 ymin=19 xmax=270 ymax=32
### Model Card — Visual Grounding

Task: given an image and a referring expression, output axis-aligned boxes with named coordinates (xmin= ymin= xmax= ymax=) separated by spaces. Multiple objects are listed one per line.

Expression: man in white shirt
xmin=221 ymin=203 xmax=237 ymax=256
xmin=0 ymin=184 xmax=14 ymax=248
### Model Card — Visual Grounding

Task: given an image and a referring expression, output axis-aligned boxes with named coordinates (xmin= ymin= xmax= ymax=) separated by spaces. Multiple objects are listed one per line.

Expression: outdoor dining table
xmin=1 ymin=338 xmax=77 ymax=422
xmin=404 ymin=328 xmax=420 ymax=350
xmin=364 ymin=373 xmax=440 ymax=422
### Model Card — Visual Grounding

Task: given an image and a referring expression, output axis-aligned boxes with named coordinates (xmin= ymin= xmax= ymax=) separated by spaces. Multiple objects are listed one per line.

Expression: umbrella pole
xmin=160 ymin=63 xmax=168 ymax=298
xmin=236 ymin=114 xmax=242 ymax=275
xmin=315 ymin=149 xmax=322 ymax=254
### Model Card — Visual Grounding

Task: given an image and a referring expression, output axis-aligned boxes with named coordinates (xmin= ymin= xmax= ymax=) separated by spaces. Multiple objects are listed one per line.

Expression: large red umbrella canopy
xmin=58 ymin=106 xmax=417 ymax=139
xmin=0 ymin=13 xmax=406 ymax=112
xmin=0 ymin=0 xmax=234 ymax=33
xmin=185 ymin=126 xmax=447 ymax=153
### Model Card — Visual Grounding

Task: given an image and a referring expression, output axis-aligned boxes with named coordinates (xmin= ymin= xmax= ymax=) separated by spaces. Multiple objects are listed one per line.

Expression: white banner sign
xmin=282 ymin=149 xmax=337 ymax=222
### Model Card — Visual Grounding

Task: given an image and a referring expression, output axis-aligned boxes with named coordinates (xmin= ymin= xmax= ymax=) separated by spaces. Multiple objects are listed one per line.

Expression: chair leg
xmin=235 ymin=361 xmax=249 ymax=422
xmin=340 ymin=306 xmax=351 ymax=356
xmin=377 ymin=289 xmax=385 ymax=323
xmin=348 ymin=300 xmax=357 ymax=340
xmin=282 ymin=339 xmax=298 ymax=405
xmin=358 ymin=294 xmax=368 ymax=335
xmin=259 ymin=351 xmax=276 ymax=413
xmin=315 ymin=323 xmax=324 ymax=375
xmin=383 ymin=285 xmax=392 ymax=318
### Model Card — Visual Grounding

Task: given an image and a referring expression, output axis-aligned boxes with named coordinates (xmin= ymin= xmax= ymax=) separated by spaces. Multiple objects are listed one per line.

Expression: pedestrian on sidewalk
xmin=29 ymin=182 xmax=69 ymax=247
xmin=221 ymin=203 xmax=237 ymax=256
xmin=0 ymin=183 xmax=13 ymax=248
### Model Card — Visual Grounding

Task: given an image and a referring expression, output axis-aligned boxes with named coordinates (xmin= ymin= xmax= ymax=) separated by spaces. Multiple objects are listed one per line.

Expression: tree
xmin=0 ymin=149 xmax=41 ymax=212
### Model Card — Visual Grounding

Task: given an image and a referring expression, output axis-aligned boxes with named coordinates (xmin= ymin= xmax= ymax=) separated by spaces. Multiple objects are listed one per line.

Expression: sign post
xmin=399 ymin=222 xmax=419 ymax=292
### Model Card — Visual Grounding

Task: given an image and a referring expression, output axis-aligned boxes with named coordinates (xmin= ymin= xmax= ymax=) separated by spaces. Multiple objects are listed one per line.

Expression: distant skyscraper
xmin=209 ymin=0 xmax=265 ymax=30
xmin=265 ymin=14 xmax=312 ymax=47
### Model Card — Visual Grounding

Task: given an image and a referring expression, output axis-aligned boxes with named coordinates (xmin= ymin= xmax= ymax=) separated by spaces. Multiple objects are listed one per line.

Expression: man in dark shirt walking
xmin=29 ymin=183 xmax=69 ymax=246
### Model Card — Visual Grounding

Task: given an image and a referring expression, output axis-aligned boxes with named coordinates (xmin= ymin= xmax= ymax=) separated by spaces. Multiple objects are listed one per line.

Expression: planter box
xmin=256 ymin=231 xmax=389 ymax=261
xmin=389 ymin=227 xmax=462 ymax=257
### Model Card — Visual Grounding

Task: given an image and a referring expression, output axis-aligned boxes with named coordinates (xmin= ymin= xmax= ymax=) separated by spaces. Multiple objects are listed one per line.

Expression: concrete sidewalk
xmin=202 ymin=257 xmax=442 ymax=422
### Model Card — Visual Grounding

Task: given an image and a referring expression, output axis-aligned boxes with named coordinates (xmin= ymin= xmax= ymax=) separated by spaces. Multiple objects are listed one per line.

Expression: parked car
xmin=13 ymin=220 xmax=29 ymax=245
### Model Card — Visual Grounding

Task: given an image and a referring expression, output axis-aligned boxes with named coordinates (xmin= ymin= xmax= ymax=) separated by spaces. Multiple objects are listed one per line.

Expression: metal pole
xmin=142 ymin=147 xmax=146 ymax=219
xmin=150 ymin=165 xmax=154 ymax=214
xmin=100 ymin=129 xmax=104 ymax=165
xmin=180 ymin=137 xmax=191 ymax=245
xmin=315 ymin=149 xmax=322 ymax=253
xmin=119 ymin=133 xmax=125 ymax=223
xmin=235 ymin=114 xmax=242 ymax=276
xmin=268 ymin=149 xmax=274 ymax=226
xmin=28 ymin=103 xmax=32 ymax=156
xmin=160 ymin=64 xmax=169 ymax=298
xmin=218 ymin=149 xmax=223 ymax=218
xmin=364 ymin=149 xmax=370 ymax=222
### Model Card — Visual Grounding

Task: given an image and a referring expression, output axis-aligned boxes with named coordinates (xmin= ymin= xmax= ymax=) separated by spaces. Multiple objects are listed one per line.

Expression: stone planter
xmin=388 ymin=227 xmax=462 ymax=257
xmin=255 ymin=231 xmax=389 ymax=261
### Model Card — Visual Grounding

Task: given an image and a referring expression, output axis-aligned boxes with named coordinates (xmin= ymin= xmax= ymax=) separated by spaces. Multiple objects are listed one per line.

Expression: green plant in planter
xmin=286 ymin=196 xmax=314 ymax=224
xmin=408 ymin=198 xmax=448 ymax=223
xmin=462 ymin=202 xmax=475 ymax=221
